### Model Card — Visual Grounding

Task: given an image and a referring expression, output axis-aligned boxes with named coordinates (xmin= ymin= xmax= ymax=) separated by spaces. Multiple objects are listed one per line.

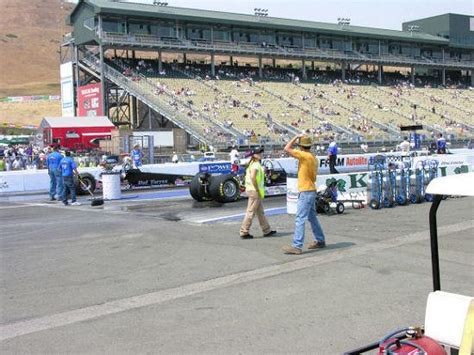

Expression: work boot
xmin=240 ymin=234 xmax=254 ymax=240
xmin=307 ymin=241 xmax=326 ymax=249
xmin=282 ymin=245 xmax=302 ymax=255
xmin=263 ymin=230 xmax=277 ymax=237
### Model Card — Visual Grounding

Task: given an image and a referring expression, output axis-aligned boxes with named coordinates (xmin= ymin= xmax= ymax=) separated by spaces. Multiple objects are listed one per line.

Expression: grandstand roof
xmin=69 ymin=0 xmax=449 ymax=45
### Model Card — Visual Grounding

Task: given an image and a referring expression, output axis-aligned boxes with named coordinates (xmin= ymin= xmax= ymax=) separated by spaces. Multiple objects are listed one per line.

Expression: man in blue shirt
xmin=60 ymin=151 xmax=80 ymax=206
xmin=46 ymin=145 xmax=63 ymax=201
xmin=436 ymin=133 xmax=447 ymax=154
xmin=131 ymin=144 xmax=143 ymax=168
xmin=327 ymin=136 xmax=339 ymax=174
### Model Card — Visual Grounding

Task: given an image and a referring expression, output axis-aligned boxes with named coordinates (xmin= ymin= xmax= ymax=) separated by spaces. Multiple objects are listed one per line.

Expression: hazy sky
xmin=110 ymin=0 xmax=473 ymax=30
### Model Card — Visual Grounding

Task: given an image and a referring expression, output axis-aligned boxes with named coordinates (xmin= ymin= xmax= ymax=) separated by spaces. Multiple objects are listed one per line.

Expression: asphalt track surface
xmin=0 ymin=189 xmax=473 ymax=354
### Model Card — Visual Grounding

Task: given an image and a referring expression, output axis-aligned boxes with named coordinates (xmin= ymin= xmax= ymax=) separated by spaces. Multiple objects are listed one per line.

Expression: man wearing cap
xmin=282 ymin=135 xmax=326 ymax=254
xmin=240 ymin=147 xmax=276 ymax=239
xmin=328 ymin=136 xmax=339 ymax=174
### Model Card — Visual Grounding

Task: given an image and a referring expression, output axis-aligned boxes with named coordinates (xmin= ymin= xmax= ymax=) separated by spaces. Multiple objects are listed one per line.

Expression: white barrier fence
xmin=1 ymin=151 xmax=473 ymax=195
xmin=286 ymin=154 xmax=473 ymax=214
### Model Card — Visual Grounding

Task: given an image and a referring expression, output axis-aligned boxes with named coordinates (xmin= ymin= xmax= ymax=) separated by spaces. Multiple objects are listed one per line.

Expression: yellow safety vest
xmin=245 ymin=160 xmax=265 ymax=199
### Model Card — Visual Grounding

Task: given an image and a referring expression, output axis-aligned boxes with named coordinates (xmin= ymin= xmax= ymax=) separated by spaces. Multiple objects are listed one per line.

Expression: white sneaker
xmin=71 ymin=202 xmax=82 ymax=206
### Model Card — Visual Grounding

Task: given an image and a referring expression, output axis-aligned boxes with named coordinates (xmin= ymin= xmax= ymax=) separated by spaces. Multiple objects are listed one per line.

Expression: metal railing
xmin=174 ymin=67 xmax=299 ymax=137
xmin=109 ymin=59 xmax=245 ymax=139
xmin=254 ymin=82 xmax=356 ymax=137
xmin=101 ymin=32 xmax=474 ymax=70
xmin=375 ymin=86 xmax=473 ymax=133
xmin=81 ymin=51 xmax=234 ymax=147
xmin=313 ymin=89 xmax=401 ymax=137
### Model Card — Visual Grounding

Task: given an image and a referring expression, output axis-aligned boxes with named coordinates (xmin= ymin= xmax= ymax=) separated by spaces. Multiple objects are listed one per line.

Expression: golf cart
xmin=345 ymin=173 xmax=474 ymax=354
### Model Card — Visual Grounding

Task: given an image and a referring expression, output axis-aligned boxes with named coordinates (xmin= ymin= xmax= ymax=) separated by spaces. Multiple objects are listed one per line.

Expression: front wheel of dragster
xmin=76 ymin=173 xmax=96 ymax=195
xmin=189 ymin=173 xmax=212 ymax=202
xmin=336 ymin=202 xmax=345 ymax=214
xmin=209 ymin=174 xmax=241 ymax=203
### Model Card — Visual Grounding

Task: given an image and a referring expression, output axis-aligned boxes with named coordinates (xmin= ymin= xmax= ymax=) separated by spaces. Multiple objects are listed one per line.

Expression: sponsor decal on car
xmin=199 ymin=163 xmax=232 ymax=174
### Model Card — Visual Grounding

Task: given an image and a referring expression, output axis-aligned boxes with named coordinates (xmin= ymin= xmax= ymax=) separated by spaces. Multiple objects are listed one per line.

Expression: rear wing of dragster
xmin=344 ymin=173 xmax=474 ymax=354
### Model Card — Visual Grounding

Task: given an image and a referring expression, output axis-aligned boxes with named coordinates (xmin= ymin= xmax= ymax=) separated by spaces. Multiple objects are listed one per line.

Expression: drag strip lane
xmin=1 ymin=219 xmax=471 ymax=342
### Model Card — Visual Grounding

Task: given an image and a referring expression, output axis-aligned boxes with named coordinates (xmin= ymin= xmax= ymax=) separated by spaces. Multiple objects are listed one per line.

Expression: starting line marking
xmin=194 ymin=207 xmax=287 ymax=224
xmin=0 ymin=219 xmax=471 ymax=342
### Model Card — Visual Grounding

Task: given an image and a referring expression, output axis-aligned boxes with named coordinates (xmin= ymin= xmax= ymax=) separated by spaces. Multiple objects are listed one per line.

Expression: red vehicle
xmin=39 ymin=116 xmax=115 ymax=150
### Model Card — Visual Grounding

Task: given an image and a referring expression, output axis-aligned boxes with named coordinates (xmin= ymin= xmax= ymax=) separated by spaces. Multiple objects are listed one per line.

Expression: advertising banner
xmin=77 ymin=83 xmax=103 ymax=117
xmin=199 ymin=162 xmax=232 ymax=174
xmin=286 ymin=158 xmax=471 ymax=214
xmin=286 ymin=172 xmax=368 ymax=214
xmin=60 ymin=62 xmax=75 ymax=117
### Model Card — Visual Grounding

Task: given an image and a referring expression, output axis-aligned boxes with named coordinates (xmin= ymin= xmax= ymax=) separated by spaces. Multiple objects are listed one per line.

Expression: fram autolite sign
xmin=77 ymin=83 xmax=103 ymax=117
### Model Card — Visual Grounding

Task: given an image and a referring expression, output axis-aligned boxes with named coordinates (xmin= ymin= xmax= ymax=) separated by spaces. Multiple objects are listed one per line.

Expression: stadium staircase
xmin=79 ymin=49 xmax=240 ymax=148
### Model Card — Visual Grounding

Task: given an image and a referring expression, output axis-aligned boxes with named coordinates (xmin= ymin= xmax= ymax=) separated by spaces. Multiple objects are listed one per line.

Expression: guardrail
xmin=101 ymin=32 xmax=474 ymax=70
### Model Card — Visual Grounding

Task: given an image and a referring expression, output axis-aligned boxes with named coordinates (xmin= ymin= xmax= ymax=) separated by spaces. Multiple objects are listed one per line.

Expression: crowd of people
xmin=0 ymin=144 xmax=103 ymax=172
xmin=106 ymin=57 xmax=473 ymax=146
xmin=1 ymin=144 xmax=49 ymax=171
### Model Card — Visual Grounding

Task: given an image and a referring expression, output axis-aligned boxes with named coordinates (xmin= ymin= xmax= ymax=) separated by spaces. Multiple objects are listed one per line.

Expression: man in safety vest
xmin=282 ymin=135 xmax=326 ymax=254
xmin=239 ymin=147 xmax=276 ymax=239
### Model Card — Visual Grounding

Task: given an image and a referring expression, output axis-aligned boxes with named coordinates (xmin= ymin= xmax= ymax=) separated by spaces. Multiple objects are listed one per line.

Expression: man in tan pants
xmin=240 ymin=147 xmax=276 ymax=239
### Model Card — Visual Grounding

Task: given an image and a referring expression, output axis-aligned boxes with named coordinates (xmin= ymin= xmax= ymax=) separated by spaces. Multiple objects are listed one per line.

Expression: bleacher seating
xmin=108 ymin=57 xmax=474 ymax=143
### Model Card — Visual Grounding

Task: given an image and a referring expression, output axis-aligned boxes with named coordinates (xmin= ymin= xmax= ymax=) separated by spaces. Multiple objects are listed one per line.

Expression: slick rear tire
xmin=189 ymin=173 xmax=212 ymax=202
xmin=76 ymin=173 xmax=96 ymax=195
xmin=336 ymin=202 xmax=344 ymax=214
xmin=209 ymin=174 xmax=240 ymax=203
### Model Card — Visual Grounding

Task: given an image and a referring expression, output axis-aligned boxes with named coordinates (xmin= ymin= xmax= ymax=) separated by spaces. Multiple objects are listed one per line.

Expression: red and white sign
xmin=77 ymin=83 xmax=103 ymax=117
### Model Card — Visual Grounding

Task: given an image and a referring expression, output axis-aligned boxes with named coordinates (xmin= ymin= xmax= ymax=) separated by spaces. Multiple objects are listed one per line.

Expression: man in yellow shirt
xmin=282 ymin=135 xmax=326 ymax=254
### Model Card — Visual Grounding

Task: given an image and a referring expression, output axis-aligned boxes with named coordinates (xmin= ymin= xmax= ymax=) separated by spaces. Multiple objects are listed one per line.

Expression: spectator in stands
xmin=327 ymin=136 xmax=339 ymax=174
xmin=436 ymin=133 xmax=447 ymax=154
xmin=282 ymin=135 xmax=326 ymax=255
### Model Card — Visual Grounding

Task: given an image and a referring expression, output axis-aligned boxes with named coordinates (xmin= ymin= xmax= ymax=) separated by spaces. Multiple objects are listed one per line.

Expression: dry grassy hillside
xmin=0 ymin=0 xmax=73 ymax=98
xmin=0 ymin=101 xmax=61 ymax=126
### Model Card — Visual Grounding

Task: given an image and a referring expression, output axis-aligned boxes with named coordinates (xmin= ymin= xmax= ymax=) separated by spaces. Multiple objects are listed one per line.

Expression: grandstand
xmin=63 ymin=0 xmax=474 ymax=149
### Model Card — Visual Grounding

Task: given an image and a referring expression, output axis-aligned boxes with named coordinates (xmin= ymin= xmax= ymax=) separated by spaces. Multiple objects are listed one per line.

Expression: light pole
xmin=254 ymin=8 xmax=269 ymax=17
xmin=337 ymin=17 xmax=351 ymax=27
xmin=408 ymin=25 xmax=421 ymax=37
